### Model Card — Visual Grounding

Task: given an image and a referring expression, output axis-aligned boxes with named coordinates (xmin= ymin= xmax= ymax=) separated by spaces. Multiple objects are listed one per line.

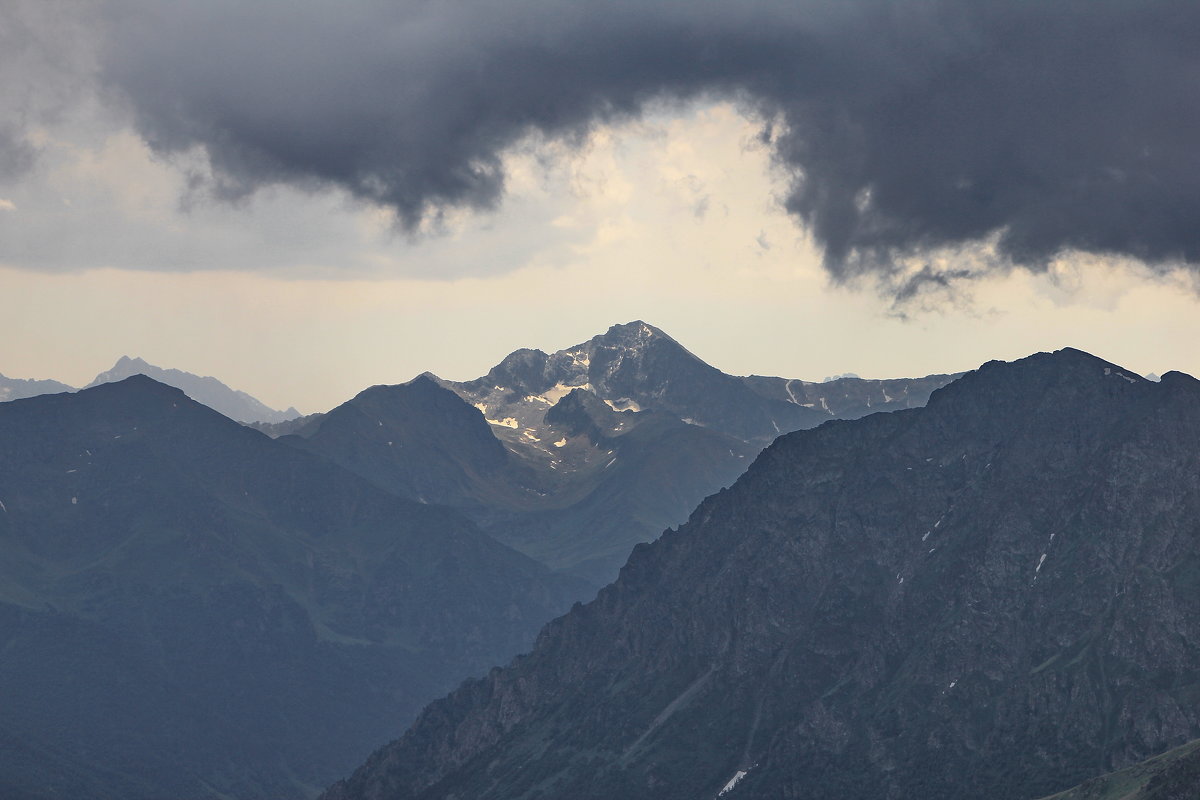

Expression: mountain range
xmin=276 ymin=322 xmax=957 ymax=584
xmin=7 ymin=327 xmax=1190 ymax=800
xmin=0 ymin=373 xmax=74 ymax=402
xmin=0 ymin=356 xmax=299 ymax=424
xmin=322 ymin=348 xmax=1200 ymax=800
xmin=0 ymin=376 xmax=585 ymax=799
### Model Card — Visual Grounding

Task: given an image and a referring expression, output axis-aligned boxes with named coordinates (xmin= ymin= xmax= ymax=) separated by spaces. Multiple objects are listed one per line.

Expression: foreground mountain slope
xmin=88 ymin=355 xmax=299 ymax=423
xmin=1039 ymin=738 xmax=1200 ymax=800
xmin=0 ymin=377 xmax=584 ymax=800
xmin=323 ymin=349 xmax=1200 ymax=800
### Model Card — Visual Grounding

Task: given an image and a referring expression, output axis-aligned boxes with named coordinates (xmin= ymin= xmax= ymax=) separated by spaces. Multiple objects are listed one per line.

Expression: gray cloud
xmin=0 ymin=127 xmax=36 ymax=182
xmin=88 ymin=0 xmax=1200 ymax=283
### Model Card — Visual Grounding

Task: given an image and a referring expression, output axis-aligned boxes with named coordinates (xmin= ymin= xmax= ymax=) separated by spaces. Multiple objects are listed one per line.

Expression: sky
xmin=2 ymin=0 xmax=1199 ymax=413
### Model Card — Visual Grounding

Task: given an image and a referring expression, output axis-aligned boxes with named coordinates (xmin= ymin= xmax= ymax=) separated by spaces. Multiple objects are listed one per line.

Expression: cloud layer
xmin=22 ymin=1 xmax=1200 ymax=283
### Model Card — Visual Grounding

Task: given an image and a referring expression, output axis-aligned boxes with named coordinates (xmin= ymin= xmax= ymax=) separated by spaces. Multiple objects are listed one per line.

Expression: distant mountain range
xmin=269 ymin=322 xmax=958 ymax=584
xmin=322 ymin=349 xmax=1200 ymax=800
xmin=0 ymin=377 xmax=585 ymax=800
xmin=0 ymin=356 xmax=299 ymax=424
xmin=0 ymin=373 xmax=74 ymax=402
xmin=88 ymin=356 xmax=300 ymax=423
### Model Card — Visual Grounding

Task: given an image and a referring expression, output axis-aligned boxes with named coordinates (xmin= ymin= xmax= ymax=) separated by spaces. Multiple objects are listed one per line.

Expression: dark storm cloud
xmin=96 ymin=0 xmax=1200 ymax=282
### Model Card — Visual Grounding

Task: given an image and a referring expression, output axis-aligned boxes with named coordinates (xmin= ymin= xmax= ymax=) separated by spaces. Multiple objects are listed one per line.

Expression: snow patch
xmin=719 ymin=770 xmax=748 ymax=796
xmin=523 ymin=430 xmax=541 ymax=442
xmin=473 ymin=402 xmax=488 ymax=414
xmin=1035 ymin=553 xmax=1047 ymax=573
xmin=539 ymin=381 xmax=592 ymax=406
xmin=1103 ymin=367 xmax=1137 ymax=384
xmin=71 ymin=497 xmax=78 ymax=505
xmin=785 ymin=379 xmax=800 ymax=405
xmin=553 ymin=438 xmax=567 ymax=447
xmin=487 ymin=417 xmax=519 ymax=428
xmin=0 ymin=498 xmax=6 ymax=512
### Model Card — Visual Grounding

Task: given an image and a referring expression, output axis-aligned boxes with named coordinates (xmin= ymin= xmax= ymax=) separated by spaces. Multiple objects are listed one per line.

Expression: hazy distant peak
xmin=92 ymin=355 xmax=157 ymax=383
xmin=115 ymin=355 xmax=151 ymax=369
xmin=87 ymin=356 xmax=299 ymax=424
xmin=0 ymin=372 xmax=75 ymax=403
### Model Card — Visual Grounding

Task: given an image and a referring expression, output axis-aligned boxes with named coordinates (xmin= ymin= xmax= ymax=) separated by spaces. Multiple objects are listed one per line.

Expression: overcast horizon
xmin=4 ymin=0 xmax=1200 ymax=414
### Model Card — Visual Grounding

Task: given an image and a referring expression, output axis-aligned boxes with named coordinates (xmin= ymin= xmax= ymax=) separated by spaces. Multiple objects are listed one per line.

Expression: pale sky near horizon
xmin=3 ymin=2 xmax=1199 ymax=414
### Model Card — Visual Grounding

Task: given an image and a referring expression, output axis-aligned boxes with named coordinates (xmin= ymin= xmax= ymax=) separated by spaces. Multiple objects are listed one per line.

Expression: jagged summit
xmin=593 ymin=320 xmax=687 ymax=353
xmin=449 ymin=321 xmax=821 ymax=444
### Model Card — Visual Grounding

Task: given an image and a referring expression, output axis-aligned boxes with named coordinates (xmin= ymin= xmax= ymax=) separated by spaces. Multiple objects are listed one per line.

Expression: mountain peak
xmin=113 ymin=354 xmax=152 ymax=370
xmin=603 ymin=320 xmax=663 ymax=338
xmin=87 ymin=357 xmax=299 ymax=424
xmin=595 ymin=320 xmax=681 ymax=352
xmin=928 ymin=347 xmax=1150 ymax=413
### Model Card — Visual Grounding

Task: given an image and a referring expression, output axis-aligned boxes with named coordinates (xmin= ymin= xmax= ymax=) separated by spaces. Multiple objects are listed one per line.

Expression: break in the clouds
xmin=15 ymin=1 xmax=1200 ymax=287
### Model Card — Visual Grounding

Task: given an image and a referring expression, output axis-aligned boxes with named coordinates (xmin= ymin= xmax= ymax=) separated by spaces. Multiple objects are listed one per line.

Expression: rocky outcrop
xmin=322 ymin=349 xmax=1200 ymax=800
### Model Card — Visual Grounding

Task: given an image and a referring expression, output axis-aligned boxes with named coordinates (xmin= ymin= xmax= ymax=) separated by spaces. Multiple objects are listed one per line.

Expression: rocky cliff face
xmin=322 ymin=349 xmax=1200 ymax=800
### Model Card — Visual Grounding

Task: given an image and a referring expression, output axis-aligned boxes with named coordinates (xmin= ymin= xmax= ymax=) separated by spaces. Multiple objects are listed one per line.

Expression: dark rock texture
xmin=1039 ymin=738 xmax=1200 ymax=800
xmin=322 ymin=349 xmax=1200 ymax=800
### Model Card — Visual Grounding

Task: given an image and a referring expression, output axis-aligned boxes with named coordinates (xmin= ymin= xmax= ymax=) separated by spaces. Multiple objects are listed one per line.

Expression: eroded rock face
xmin=323 ymin=349 xmax=1200 ymax=800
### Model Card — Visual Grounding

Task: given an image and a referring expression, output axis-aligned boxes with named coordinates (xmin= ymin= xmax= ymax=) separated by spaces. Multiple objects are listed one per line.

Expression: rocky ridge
xmin=322 ymin=349 xmax=1200 ymax=800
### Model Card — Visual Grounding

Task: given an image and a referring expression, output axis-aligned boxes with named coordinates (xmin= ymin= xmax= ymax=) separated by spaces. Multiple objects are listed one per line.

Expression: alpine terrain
xmin=322 ymin=348 xmax=1200 ymax=800
xmin=281 ymin=321 xmax=956 ymax=584
xmin=0 ymin=377 xmax=585 ymax=800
